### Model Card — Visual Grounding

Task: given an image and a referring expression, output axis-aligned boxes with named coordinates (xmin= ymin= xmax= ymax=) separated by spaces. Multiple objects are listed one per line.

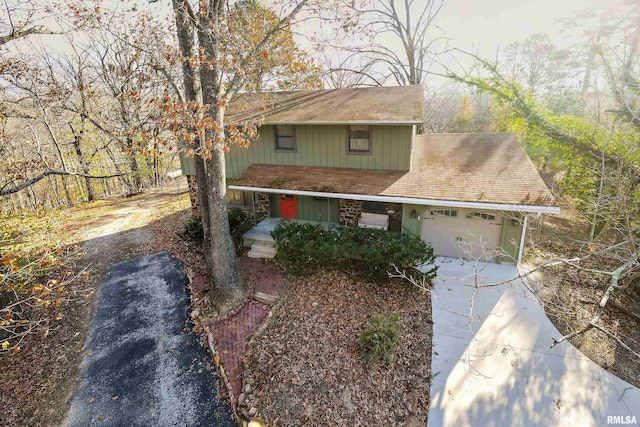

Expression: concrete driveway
xmin=427 ymin=257 xmax=640 ymax=427
xmin=64 ymin=252 xmax=235 ymax=427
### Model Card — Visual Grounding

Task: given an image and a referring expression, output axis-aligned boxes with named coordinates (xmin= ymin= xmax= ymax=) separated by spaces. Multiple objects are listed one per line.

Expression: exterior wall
xmin=186 ymin=175 xmax=200 ymax=215
xmin=498 ymin=213 xmax=524 ymax=264
xmin=222 ymin=124 xmax=413 ymax=178
xmin=339 ymin=199 xmax=362 ymax=226
xmin=180 ymin=153 xmax=197 ymax=176
xmin=385 ymin=203 xmax=402 ymax=232
xmin=254 ymin=192 xmax=271 ymax=221
xmin=296 ymin=196 xmax=339 ymax=223
xmin=401 ymin=204 xmax=422 ymax=237
xmin=402 ymin=204 xmax=523 ymax=264
xmin=269 ymin=193 xmax=280 ymax=218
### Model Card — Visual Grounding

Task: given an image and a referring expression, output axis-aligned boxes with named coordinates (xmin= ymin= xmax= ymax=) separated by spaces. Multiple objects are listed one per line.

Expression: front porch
xmin=243 ymin=217 xmax=339 ymax=259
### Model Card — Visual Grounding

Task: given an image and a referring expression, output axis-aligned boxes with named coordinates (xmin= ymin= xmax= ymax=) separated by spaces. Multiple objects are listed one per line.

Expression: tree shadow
xmin=428 ymin=258 xmax=640 ymax=427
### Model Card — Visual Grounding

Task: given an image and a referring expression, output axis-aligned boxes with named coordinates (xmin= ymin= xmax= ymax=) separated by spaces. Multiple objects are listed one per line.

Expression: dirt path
xmin=0 ymin=181 xmax=198 ymax=427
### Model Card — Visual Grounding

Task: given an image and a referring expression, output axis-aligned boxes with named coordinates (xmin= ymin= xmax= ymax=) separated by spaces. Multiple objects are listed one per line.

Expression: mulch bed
xmin=240 ymin=269 xmax=432 ymax=426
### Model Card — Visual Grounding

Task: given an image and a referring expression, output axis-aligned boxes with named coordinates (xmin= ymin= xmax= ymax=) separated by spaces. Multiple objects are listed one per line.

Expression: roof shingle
xmin=227 ymin=85 xmax=424 ymax=124
xmin=381 ymin=133 xmax=556 ymax=207
xmin=230 ymin=133 xmax=557 ymax=209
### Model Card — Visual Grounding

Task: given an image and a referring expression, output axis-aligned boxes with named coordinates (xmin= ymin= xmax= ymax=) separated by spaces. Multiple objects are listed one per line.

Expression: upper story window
xmin=348 ymin=125 xmax=371 ymax=154
xmin=275 ymin=125 xmax=296 ymax=151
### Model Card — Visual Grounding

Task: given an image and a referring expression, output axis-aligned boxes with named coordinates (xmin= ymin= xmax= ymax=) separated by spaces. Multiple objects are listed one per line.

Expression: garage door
xmin=421 ymin=208 xmax=503 ymax=262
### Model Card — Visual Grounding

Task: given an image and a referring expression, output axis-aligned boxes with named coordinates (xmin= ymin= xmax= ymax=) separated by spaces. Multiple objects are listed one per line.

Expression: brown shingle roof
xmin=381 ymin=133 xmax=556 ymax=207
xmin=231 ymin=133 xmax=557 ymax=209
xmin=231 ymin=164 xmax=407 ymax=195
xmin=227 ymin=85 xmax=424 ymax=124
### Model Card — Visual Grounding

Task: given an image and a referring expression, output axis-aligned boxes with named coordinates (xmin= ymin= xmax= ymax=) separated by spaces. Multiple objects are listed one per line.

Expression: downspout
xmin=327 ymin=198 xmax=330 ymax=226
xmin=517 ymin=214 xmax=528 ymax=268
xmin=251 ymin=192 xmax=257 ymax=226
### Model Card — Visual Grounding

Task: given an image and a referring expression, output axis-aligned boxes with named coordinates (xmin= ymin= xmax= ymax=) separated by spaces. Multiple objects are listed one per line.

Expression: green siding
xmin=499 ymin=213 xmax=524 ymax=263
xmin=222 ymin=125 xmax=412 ymax=178
xmin=270 ymin=193 xmax=280 ymax=217
xmin=295 ymin=196 xmax=339 ymax=222
xmin=179 ymin=152 xmax=196 ymax=176
xmin=401 ymin=204 xmax=422 ymax=237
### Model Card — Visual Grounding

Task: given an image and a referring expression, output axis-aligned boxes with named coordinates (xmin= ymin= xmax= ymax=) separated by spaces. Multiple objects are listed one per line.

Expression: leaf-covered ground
xmin=241 ymin=270 xmax=432 ymax=426
xmin=0 ymin=182 xmax=193 ymax=427
xmin=524 ymin=211 xmax=640 ymax=388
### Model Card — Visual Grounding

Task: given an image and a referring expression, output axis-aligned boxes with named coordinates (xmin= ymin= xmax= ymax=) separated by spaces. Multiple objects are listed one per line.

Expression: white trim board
xmin=228 ymin=185 xmax=561 ymax=214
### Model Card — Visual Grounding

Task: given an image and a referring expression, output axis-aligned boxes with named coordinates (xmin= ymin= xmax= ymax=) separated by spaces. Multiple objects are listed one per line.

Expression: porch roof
xmin=230 ymin=164 xmax=406 ymax=196
xmin=229 ymin=157 xmax=559 ymax=214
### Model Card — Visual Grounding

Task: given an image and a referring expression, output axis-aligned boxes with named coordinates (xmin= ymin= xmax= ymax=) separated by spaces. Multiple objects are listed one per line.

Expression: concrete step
xmin=252 ymin=240 xmax=276 ymax=248
xmin=247 ymin=244 xmax=277 ymax=259
xmin=243 ymin=227 xmax=276 ymax=244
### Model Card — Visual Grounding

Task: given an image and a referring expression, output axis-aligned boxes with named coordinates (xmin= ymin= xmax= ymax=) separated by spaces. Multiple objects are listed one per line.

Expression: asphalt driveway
xmin=426 ymin=257 xmax=640 ymax=427
xmin=64 ymin=252 xmax=235 ymax=427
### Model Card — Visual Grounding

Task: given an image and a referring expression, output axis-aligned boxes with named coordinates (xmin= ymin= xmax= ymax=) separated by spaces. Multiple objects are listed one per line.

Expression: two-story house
xmin=180 ymin=85 xmax=559 ymax=264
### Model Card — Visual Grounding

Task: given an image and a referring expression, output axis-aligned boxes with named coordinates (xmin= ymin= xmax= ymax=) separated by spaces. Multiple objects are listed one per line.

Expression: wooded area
xmin=1 ymin=0 xmax=638 ymax=379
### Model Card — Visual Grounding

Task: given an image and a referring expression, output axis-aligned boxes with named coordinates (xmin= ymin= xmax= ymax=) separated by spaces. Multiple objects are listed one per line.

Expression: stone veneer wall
xmin=186 ymin=175 xmax=200 ymax=215
xmin=254 ymin=192 xmax=271 ymax=221
xmin=339 ymin=199 xmax=362 ymax=226
xmin=385 ymin=203 xmax=402 ymax=232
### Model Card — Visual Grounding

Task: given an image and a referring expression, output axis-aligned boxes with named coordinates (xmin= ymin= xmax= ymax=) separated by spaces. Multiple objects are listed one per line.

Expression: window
xmin=275 ymin=125 xmax=296 ymax=151
xmin=468 ymin=212 xmax=496 ymax=221
xmin=430 ymin=209 xmax=457 ymax=217
xmin=363 ymin=201 xmax=386 ymax=213
xmin=348 ymin=125 xmax=371 ymax=153
xmin=228 ymin=190 xmax=247 ymax=206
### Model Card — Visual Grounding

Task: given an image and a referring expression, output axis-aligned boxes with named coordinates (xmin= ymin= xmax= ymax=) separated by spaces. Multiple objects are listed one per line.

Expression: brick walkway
xmin=240 ymin=257 xmax=285 ymax=297
xmin=210 ymin=258 xmax=285 ymax=398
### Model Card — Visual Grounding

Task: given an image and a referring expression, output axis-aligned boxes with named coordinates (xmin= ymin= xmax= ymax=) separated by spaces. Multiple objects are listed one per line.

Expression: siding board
xmin=194 ymin=124 xmax=414 ymax=179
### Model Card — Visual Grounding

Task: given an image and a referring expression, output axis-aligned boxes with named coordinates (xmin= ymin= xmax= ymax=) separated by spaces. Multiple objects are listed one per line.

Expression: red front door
xmin=280 ymin=194 xmax=297 ymax=218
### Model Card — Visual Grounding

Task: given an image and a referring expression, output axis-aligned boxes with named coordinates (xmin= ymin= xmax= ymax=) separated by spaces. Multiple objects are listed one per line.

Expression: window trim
xmin=227 ymin=189 xmax=249 ymax=208
xmin=362 ymin=200 xmax=387 ymax=214
xmin=467 ymin=211 xmax=496 ymax=221
xmin=347 ymin=125 xmax=372 ymax=155
xmin=429 ymin=209 xmax=458 ymax=217
xmin=275 ymin=124 xmax=296 ymax=152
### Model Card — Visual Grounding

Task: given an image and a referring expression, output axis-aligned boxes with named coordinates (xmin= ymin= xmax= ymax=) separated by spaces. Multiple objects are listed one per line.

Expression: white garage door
xmin=421 ymin=208 xmax=503 ymax=262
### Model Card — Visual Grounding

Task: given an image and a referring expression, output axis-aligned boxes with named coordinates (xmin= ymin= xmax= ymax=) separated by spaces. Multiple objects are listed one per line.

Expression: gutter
xmin=517 ymin=214 xmax=529 ymax=267
xmin=228 ymin=185 xmax=561 ymax=214
xmin=260 ymin=120 xmax=423 ymax=125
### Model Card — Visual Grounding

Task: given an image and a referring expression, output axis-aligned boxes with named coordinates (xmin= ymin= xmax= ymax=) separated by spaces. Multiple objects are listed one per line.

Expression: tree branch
xmin=1 ymin=169 xmax=123 ymax=196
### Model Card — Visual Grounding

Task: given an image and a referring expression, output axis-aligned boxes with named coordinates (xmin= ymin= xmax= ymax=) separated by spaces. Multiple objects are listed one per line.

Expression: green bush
xmin=228 ymin=208 xmax=254 ymax=254
xmin=357 ymin=313 xmax=402 ymax=364
xmin=270 ymin=222 xmax=438 ymax=282
xmin=181 ymin=215 xmax=204 ymax=246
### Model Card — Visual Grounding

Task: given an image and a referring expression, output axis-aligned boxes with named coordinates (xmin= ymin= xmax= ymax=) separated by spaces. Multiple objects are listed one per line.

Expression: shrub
xmin=228 ymin=208 xmax=254 ymax=254
xmin=181 ymin=209 xmax=254 ymax=255
xmin=270 ymin=222 xmax=438 ymax=282
xmin=181 ymin=215 xmax=204 ymax=246
xmin=357 ymin=313 xmax=402 ymax=364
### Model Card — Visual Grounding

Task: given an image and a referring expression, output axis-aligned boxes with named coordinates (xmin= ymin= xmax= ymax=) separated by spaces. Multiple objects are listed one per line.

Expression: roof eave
xmin=260 ymin=120 xmax=423 ymax=125
xmin=228 ymin=184 xmax=560 ymax=214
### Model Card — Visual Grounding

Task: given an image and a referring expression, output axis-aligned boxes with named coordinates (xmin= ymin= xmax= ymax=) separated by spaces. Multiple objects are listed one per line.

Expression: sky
xmin=438 ymin=0 xmax=612 ymax=54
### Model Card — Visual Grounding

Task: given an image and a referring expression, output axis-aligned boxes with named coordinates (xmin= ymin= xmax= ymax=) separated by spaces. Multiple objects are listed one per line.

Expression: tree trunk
xmin=203 ymin=125 xmax=244 ymax=308
xmin=71 ymin=124 xmax=96 ymax=201
xmin=126 ymin=137 xmax=143 ymax=193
